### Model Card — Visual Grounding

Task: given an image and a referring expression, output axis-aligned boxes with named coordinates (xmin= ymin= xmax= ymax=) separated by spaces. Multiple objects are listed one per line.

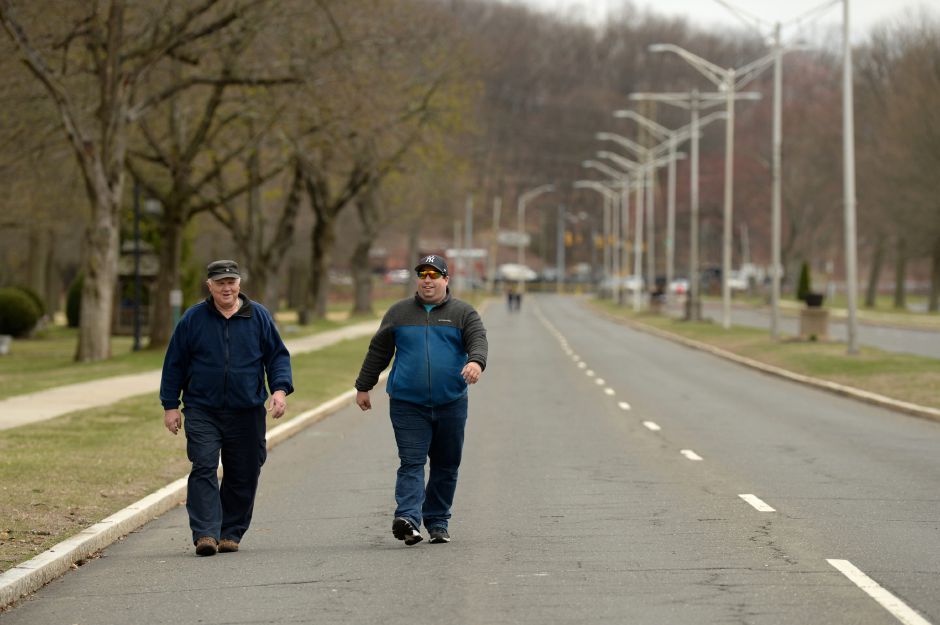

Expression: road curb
xmin=604 ymin=311 xmax=940 ymax=424
xmin=0 ymin=379 xmax=382 ymax=610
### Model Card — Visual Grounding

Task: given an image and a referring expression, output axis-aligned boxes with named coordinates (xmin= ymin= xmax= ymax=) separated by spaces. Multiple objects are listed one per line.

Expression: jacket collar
xmin=413 ymin=288 xmax=450 ymax=309
xmin=205 ymin=293 xmax=253 ymax=318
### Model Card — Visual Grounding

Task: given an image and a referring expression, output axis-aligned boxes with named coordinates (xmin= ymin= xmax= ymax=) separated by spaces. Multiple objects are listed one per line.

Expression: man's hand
xmin=268 ymin=390 xmax=287 ymax=419
xmin=356 ymin=390 xmax=372 ymax=411
xmin=462 ymin=361 xmax=482 ymax=384
xmin=164 ymin=409 xmax=182 ymax=435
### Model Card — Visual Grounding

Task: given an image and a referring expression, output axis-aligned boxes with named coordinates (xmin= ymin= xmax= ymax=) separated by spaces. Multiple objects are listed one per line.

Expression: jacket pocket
xmin=226 ymin=366 xmax=265 ymax=409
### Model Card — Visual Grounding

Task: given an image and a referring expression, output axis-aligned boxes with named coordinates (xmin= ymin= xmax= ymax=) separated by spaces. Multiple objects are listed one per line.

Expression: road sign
xmin=497 ymin=230 xmax=531 ymax=247
xmin=445 ymin=248 xmax=487 ymax=259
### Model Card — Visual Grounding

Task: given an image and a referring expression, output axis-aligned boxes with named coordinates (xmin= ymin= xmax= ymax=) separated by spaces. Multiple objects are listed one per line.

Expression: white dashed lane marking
xmin=642 ymin=421 xmax=661 ymax=431
xmin=827 ymin=559 xmax=932 ymax=625
xmin=738 ymin=494 xmax=775 ymax=512
xmin=618 ymin=402 xmax=631 ymax=411
xmin=680 ymin=449 xmax=703 ymax=461
xmin=604 ymin=388 xmax=615 ymax=396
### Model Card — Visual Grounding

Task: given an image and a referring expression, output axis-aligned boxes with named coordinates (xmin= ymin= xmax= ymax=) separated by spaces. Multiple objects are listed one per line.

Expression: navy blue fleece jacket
xmin=355 ymin=291 xmax=487 ymax=406
xmin=160 ymin=294 xmax=293 ymax=411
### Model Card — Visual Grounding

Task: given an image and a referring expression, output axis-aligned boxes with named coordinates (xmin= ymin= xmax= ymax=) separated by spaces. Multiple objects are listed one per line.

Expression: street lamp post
xmin=616 ymin=111 xmax=680 ymax=298
xmin=627 ymin=92 xmax=749 ymax=320
xmin=649 ymin=43 xmax=775 ymax=329
xmin=579 ymin=163 xmax=623 ymax=296
xmin=593 ymin=136 xmax=653 ymax=304
xmin=611 ymin=110 xmax=727 ymax=306
xmin=711 ymin=0 xmax=836 ymax=339
xmin=575 ymin=178 xmax=629 ymax=303
xmin=516 ymin=184 xmax=555 ymax=293
xmin=587 ymin=152 xmax=644 ymax=308
xmin=842 ymin=0 xmax=859 ymax=354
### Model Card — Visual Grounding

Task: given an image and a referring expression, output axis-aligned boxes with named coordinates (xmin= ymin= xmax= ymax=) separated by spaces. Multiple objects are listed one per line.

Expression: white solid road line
xmin=618 ymin=402 xmax=631 ymax=410
xmin=642 ymin=421 xmax=661 ymax=431
xmin=827 ymin=559 xmax=932 ymax=625
xmin=680 ymin=449 xmax=703 ymax=461
xmin=738 ymin=494 xmax=776 ymax=512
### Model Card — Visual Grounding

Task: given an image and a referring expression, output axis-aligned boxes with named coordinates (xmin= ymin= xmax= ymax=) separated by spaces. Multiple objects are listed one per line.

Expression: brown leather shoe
xmin=218 ymin=538 xmax=239 ymax=553
xmin=195 ymin=536 xmax=218 ymax=556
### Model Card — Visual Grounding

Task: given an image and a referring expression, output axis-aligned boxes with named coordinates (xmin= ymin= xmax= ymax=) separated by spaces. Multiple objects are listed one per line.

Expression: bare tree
xmin=0 ymin=0 xmax=271 ymax=360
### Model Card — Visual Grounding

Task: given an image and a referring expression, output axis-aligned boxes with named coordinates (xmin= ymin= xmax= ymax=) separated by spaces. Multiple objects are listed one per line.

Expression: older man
xmin=355 ymin=254 xmax=488 ymax=546
xmin=160 ymin=260 xmax=293 ymax=556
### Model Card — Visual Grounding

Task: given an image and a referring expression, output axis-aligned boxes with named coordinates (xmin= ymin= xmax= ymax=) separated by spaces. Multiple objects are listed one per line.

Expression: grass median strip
xmin=0 ymin=336 xmax=371 ymax=574
xmin=592 ymin=300 xmax=940 ymax=412
xmin=0 ymin=316 xmax=352 ymax=401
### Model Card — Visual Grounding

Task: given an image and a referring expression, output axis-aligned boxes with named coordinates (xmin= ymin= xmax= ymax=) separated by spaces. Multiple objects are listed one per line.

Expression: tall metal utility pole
xmin=649 ymin=44 xmax=776 ymax=329
xmin=711 ymin=0 xmax=839 ymax=338
xmin=626 ymin=93 xmax=744 ymax=320
xmin=842 ymin=0 xmax=859 ymax=354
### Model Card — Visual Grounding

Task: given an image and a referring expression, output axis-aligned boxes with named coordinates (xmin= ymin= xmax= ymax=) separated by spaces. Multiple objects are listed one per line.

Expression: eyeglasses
xmin=416 ymin=270 xmax=443 ymax=280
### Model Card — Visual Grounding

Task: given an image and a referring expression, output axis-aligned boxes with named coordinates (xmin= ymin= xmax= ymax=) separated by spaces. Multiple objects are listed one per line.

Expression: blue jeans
xmin=389 ymin=396 xmax=468 ymax=530
xmin=183 ymin=405 xmax=267 ymax=544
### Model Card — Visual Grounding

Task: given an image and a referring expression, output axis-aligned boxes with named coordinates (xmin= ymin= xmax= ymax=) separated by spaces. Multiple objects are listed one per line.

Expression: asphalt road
xmin=4 ymin=295 xmax=938 ymax=624
xmin=689 ymin=300 xmax=940 ymax=359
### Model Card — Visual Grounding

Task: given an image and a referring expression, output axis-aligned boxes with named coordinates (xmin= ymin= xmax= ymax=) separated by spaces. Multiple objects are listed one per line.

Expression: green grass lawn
xmin=592 ymin=299 xmax=940 ymax=411
xmin=717 ymin=293 xmax=940 ymax=329
xmin=0 ymin=336 xmax=372 ymax=574
xmin=0 ymin=302 xmax=392 ymax=401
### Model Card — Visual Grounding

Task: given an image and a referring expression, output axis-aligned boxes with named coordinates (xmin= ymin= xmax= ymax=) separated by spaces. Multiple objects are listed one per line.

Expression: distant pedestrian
xmin=355 ymin=254 xmax=488 ymax=545
xmin=160 ymin=260 xmax=293 ymax=557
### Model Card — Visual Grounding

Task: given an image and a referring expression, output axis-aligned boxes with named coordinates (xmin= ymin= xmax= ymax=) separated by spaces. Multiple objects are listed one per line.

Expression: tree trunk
xmin=864 ymin=233 xmax=884 ymax=308
xmin=44 ymin=230 xmax=59 ymax=316
xmin=303 ymin=214 xmax=335 ymax=323
xmin=350 ymin=185 xmax=380 ymax=315
xmin=240 ymin=157 xmax=304 ymax=315
xmin=893 ymin=236 xmax=907 ymax=310
xmin=26 ymin=225 xmax=54 ymax=315
xmin=930 ymin=236 xmax=940 ymax=313
xmin=404 ymin=225 xmax=420 ymax=299
xmin=148 ymin=215 xmax=185 ymax=349
xmin=75 ymin=201 xmax=120 ymax=361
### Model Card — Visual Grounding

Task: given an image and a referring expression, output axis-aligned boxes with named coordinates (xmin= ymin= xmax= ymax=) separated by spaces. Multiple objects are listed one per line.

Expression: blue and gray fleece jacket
xmin=355 ymin=291 xmax=488 ymax=407
xmin=160 ymin=294 xmax=293 ymax=412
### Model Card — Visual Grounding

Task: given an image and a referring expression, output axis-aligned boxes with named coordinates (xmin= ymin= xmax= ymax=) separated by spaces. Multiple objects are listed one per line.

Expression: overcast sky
xmin=511 ymin=0 xmax=938 ymax=40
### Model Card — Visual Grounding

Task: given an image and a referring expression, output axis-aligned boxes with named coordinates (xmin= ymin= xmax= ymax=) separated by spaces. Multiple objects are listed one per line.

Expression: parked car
xmin=600 ymin=275 xmax=645 ymax=292
xmin=668 ymin=278 xmax=689 ymax=295
xmin=727 ymin=271 xmax=748 ymax=291
xmin=496 ymin=263 xmax=538 ymax=282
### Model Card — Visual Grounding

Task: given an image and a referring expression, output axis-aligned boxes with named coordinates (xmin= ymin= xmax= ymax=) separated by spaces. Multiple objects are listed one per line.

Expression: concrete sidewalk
xmin=0 ymin=319 xmax=378 ymax=431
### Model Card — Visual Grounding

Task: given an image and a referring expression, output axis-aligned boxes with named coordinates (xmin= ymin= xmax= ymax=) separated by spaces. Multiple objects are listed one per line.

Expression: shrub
xmin=66 ymin=274 xmax=83 ymax=328
xmin=0 ymin=287 xmax=42 ymax=337
xmin=12 ymin=285 xmax=45 ymax=317
xmin=796 ymin=261 xmax=811 ymax=302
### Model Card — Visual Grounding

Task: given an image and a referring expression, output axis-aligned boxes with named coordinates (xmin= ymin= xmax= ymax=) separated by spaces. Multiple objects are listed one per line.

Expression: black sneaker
xmin=428 ymin=527 xmax=450 ymax=544
xmin=392 ymin=517 xmax=423 ymax=545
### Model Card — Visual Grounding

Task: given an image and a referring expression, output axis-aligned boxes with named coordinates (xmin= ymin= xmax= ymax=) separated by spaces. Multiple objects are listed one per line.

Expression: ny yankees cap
xmin=414 ymin=254 xmax=448 ymax=276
